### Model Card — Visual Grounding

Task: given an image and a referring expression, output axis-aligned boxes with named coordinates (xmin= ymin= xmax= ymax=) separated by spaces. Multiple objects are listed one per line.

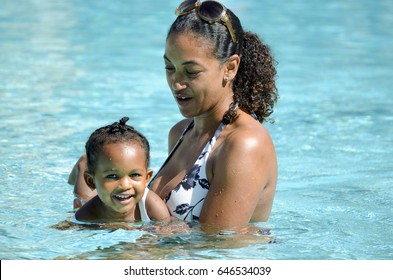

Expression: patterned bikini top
xmin=149 ymin=120 xmax=227 ymax=221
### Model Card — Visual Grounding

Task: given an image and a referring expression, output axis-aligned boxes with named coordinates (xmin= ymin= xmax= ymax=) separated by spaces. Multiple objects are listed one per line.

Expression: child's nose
xmin=119 ymin=177 xmax=132 ymax=188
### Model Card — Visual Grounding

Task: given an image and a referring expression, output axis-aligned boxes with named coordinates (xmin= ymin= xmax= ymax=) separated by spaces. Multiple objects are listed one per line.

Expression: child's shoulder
xmin=74 ymin=196 xmax=100 ymax=222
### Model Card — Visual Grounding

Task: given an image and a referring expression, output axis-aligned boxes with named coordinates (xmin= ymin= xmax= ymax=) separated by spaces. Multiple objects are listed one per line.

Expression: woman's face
xmin=164 ymin=32 xmax=229 ymax=119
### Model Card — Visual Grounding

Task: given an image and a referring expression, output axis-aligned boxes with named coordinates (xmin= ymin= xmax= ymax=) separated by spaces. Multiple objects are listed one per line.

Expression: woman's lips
xmin=175 ymin=96 xmax=192 ymax=106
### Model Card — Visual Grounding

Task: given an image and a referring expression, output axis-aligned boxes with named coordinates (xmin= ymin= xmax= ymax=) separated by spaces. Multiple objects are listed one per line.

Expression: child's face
xmin=90 ymin=142 xmax=152 ymax=216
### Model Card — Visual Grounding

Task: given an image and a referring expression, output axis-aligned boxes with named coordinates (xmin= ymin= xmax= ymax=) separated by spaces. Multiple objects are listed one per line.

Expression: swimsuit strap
xmin=148 ymin=120 xmax=227 ymax=190
xmin=148 ymin=120 xmax=194 ymax=188
xmin=161 ymin=120 xmax=195 ymax=168
xmin=138 ymin=188 xmax=150 ymax=222
xmin=211 ymin=122 xmax=226 ymax=144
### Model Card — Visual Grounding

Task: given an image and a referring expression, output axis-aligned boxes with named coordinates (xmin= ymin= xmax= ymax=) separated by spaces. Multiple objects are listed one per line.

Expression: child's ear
xmin=83 ymin=172 xmax=96 ymax=191
xmin=146 ymin=169 xmax=154 ymax=183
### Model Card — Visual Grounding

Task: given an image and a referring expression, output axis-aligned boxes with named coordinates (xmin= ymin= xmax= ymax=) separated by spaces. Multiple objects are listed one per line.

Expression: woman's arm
xmin=199 ymin=125 xmax=277 ymax=229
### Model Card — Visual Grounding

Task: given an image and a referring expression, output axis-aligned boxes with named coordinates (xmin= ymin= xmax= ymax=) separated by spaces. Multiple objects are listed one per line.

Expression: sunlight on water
xmin=0 ymin=0 xmax=392 ymax=260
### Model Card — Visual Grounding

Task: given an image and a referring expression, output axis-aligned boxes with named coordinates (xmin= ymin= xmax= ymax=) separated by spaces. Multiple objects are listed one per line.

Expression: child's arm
xmin=145 ymin=191 xmax=171 ymax=221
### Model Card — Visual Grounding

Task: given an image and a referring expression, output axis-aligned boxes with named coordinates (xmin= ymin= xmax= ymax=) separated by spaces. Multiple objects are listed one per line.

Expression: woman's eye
xmin=186 ymin=70 xmax=200 ymax=77
xmin=165 ymin=65 xmax=175 ymax=72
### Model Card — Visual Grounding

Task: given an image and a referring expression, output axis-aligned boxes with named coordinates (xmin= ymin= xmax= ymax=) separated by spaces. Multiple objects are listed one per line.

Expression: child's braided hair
xmin=85 ymin=117 xmax=150 ymax=173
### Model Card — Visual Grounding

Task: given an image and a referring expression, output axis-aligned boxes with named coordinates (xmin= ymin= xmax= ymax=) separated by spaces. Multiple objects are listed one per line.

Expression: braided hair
xmin=85 ymin=117 xmax=150 ymax=173
xmin=168 ymin=8 xmax=278 ymax=123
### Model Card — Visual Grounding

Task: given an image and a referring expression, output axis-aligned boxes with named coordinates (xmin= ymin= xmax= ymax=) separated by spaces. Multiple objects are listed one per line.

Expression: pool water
xmin=1 ymin=0 xmax=392 ymax=260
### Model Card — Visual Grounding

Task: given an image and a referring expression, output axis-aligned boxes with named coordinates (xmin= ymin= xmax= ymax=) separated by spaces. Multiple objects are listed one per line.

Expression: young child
xmin=72 ymin=117 xmax=170 ymax=223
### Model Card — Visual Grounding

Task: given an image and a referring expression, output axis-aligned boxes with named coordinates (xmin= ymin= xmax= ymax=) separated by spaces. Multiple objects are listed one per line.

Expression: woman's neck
xmin=192 ymin=94 xmax=233 ymax=135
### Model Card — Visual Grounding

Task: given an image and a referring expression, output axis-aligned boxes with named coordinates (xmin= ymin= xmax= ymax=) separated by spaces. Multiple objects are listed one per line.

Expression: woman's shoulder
xmin=220 ymin=113 xmax=275 ymax=158
xmin=211 ymin=113 xmax=277 ymax=190
xmin=169 ymin=118 xmax=193 ymax=136
xmin=168 ymin=118 xmax=193 ymax=149
xmin=230 ymin=113 xmax=272 ymax=142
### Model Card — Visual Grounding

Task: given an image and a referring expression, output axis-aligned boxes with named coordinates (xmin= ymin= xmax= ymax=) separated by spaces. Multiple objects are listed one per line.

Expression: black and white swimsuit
xmin=149 ymin=121 xmax=226 ymax=221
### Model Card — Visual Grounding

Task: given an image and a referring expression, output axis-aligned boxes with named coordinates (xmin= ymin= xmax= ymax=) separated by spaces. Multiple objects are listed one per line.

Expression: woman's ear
xmin=83 ymin=172 xmax=96 ymax=191
xmin=224 ymin=54 xmax=240 ymax=81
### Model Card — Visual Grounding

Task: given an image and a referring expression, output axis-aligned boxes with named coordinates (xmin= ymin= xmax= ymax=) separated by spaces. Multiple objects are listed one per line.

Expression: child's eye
xmin=129 ymin=173 xmax=143 ymax=180
xmin=105 ymin=174 xmax=119 ymax=180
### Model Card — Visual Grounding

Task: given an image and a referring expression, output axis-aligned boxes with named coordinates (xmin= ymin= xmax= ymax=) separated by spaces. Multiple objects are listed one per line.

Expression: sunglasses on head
xmin=175 ymin=0 xmax=237 ymax=43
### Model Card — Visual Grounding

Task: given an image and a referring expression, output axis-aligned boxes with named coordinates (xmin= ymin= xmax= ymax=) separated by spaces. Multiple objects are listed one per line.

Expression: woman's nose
xmin=170 ymin=73 xmax=187 ymax=91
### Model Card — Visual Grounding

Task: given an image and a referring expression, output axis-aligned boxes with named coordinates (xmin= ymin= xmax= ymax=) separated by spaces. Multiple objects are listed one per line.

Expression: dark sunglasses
xmin=175 ymin=0 xmax=237 ymax=43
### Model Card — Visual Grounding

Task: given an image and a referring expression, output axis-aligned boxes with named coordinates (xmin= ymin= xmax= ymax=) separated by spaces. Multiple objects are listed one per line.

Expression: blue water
xmin=1 ymin=0 xmax=392 ymax=260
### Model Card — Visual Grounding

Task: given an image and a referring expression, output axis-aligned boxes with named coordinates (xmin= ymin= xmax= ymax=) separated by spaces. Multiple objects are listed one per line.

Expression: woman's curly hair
xmin=232 ymin=32 xmax=278 ymax=123
xmin=168 ymin=7 xmax=278 ymax=123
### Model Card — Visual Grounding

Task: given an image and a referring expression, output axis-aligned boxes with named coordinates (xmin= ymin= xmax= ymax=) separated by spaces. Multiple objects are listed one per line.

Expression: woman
xmin=69 ymin=0 xmax=278 ymax=230
xmin=149 ymin=0 xmax=278 ymax=229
